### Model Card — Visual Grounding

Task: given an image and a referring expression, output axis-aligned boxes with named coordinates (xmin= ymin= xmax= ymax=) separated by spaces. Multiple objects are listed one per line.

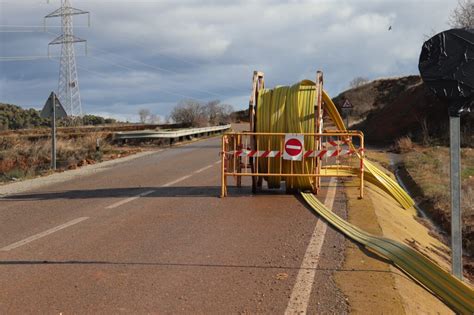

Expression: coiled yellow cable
xmin=255 ymin=80 xmax=415 ymax=209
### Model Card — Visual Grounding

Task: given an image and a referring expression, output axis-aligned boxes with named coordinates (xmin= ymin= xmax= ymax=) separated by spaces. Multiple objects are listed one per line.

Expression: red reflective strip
xmin=328 ymin=140 xmax=338 ymax=147
xmin=261 ymin=150 xmax=270 ymax=158
xmin=275 ymin=151 xmax=282 ymax=158
xmin=304 ymin=150 xmax=313 ymax=158
xmin=248 ymin=150 xmax=257 ymax=157
xmin=331 ymin=149 xmax=341 ymax=157
xmin=235 ymin=150 xmax=243 ymax=157
xmin=317 ymin=150 xmax=327 ymax=158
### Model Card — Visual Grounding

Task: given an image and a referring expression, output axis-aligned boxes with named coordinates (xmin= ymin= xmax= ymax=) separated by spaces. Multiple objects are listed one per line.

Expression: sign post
xmin=449 ymin=112 xmax=462 ymax=278
xmin=40 ymin=92 xmax=67 ymax=170
xmin=419 ymin=28 xmax=474 ymax=279
xmin=341 ymin=99 xmax=353 ymax=129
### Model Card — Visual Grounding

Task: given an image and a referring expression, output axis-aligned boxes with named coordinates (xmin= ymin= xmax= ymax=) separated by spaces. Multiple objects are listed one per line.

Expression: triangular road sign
xmin=341 ymin=99 xmax=353 ymax=109
xmin=40 ymin=92 xmax=68 ymax=119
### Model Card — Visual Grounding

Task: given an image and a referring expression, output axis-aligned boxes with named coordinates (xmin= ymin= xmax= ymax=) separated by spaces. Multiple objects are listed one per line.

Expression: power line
xmin=0 ymin=56 xmax=55 ymax=61
xmin=45 ymin=57 xmax=209 ymax=101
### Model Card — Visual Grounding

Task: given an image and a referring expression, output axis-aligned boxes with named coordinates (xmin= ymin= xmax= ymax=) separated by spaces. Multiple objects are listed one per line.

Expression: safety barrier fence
xmin=220 ymin=131 xmax=365 ymax=197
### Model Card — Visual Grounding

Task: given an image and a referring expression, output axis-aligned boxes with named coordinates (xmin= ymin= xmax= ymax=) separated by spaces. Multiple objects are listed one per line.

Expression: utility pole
xmin=45 ymin=0 xmax=89 ymax=117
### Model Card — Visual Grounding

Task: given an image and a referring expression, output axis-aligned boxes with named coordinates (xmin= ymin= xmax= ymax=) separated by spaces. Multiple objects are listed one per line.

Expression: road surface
xmin=0 ymin=134 xmax=349 ymax=314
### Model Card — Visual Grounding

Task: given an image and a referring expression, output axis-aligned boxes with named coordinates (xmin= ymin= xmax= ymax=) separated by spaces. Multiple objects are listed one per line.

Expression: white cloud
xmin=0 ymin=0 xmax=460 ymax=118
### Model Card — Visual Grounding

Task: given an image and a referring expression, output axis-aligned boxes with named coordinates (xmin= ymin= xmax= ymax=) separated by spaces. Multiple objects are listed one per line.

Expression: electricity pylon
xmin=45 ymin=0 xmax=89 ymax=117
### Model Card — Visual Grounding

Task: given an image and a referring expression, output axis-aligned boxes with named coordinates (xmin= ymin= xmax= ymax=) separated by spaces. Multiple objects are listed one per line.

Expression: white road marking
xmin=285 ymin=178 xmax=337 ymax=314
xmin=161 ymin=175 xmax=192 ymax=187
xmin=214 ymin=160 xmax=221 ymax=165
xmin=105 ymin=190 xmax=155 ymax=209
xmin=194 ymin=164 xmax=214 ymax=174
xmin=105 ymin=161 xmax=220 ymax=209
xmin=1 ymin=217 xmax=89 ymax=251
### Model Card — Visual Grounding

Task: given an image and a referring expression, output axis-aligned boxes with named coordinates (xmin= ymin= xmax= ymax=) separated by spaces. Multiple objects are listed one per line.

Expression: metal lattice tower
xmin=45 ymin=0 xmax=89 ymax=117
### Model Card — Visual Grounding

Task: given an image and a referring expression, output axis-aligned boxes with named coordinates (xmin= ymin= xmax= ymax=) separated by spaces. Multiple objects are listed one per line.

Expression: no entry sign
xmin=283 ymin=134 xmax=304 ymax=161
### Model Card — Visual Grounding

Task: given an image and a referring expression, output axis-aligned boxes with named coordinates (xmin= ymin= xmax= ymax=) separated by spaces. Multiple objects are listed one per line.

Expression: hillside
xmin=333 ymin=76 xmax=473 ymax=146
xmin=0 ymin=103 xmax=118 ymax=130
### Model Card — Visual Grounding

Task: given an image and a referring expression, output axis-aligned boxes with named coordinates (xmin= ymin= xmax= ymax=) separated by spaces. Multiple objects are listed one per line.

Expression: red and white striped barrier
xmin=226 ymin=149 xmax=356 ymax=158
xmin=322 ymin=139 xmax=352 ymax=148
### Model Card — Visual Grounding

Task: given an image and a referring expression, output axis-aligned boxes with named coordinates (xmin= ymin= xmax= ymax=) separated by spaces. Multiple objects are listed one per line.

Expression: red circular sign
xmin=285 ymin=138 xmax=303 ymax=156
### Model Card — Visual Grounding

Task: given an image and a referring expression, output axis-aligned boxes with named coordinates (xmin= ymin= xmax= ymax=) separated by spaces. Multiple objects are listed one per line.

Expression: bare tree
xmin=170 ymin=99 xmax=234 ymax=127
xmin=205 ymin=100 xmax=234 ymax=125
xmin=349 ymin=77 xmax=369 ymax=89
xmin=138 ymin=109 xmax=151 ymax=124
xmin=449 ymin=0 xmax=474 ymax=28
xmin=170 ymin=100 xmax=208 ymax=127
xmin=148 ymin=114 xmax=161 ymax=124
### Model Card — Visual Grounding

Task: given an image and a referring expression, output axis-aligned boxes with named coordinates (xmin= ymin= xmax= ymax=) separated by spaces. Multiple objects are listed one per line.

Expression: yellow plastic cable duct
xmin=257 ymin=81 xmax=316 ymax=190
xmin=301 ymin=192 xmax=474 ymax=314
xmin=321 ymin=91 xmax=414 ymax=209
xmin=255 ymin=79 xmax=414 ymax=209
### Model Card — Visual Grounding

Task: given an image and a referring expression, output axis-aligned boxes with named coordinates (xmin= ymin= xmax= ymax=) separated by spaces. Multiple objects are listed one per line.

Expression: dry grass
xmin=395 ymin=136 xmax=414 ymax=153
xmin=403 ymin=147 xmax=474 ymax=256
xmin=0 ymin=132 xmax=130 ymax=182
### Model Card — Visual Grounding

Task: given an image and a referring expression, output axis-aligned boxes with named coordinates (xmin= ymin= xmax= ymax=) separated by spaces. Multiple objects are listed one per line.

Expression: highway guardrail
xmin=114 ymin=124 xmax=231 ymax=140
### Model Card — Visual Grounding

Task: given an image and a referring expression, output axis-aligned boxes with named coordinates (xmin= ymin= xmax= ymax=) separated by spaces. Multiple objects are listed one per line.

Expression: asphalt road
xmin=0 ymin=134 xmax=348 ymax=314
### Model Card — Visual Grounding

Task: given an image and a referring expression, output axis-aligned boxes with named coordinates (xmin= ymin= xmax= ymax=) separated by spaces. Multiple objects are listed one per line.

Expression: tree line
xmin=0 ymin=103 xmax=117 ymax=130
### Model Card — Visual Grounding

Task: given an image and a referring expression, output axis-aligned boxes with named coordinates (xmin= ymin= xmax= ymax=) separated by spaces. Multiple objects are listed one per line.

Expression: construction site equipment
xmin=220 ymin=131 xmax=365 ymax=198
xmin=301 ymin=192 xmax=474 ymax=315
xmin=221 ymin=71 xmax=414 ymax=209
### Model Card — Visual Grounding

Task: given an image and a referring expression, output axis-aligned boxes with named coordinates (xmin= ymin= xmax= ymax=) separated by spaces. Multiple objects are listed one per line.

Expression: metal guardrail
xmin=114 ymin=124 xmax=231 ymax=140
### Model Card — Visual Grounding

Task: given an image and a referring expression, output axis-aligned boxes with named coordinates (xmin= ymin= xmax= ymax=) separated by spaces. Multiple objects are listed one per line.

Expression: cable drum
xmin=254 ymin=79 xmax=415 ymax=209
xmin=256 ymin=81 xmax=317 ymax=190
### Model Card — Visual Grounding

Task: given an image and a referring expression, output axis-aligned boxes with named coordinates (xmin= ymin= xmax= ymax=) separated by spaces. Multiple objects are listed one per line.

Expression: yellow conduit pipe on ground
xmin=321 ymin=91 xmax=414 ymax=209
xmin=255 ymin=80 xmax=414 ymax=209
xmin=301 ymin=192 xmax=474 ymax=314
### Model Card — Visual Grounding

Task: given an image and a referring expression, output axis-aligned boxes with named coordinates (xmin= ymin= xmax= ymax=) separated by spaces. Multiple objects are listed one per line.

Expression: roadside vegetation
xmin=394 ymin=140 xmax=474 ymax=265
xmin=170 ymin=99 xmax=233 ymax=127
xmin=0 ymin=132 xmax=140 ymax=182
xmin=0 ymin=103 xmax=118 ymax=130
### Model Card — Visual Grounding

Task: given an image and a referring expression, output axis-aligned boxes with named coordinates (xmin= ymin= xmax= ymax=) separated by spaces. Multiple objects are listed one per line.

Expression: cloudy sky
xmin=0 ymin=0 xmax=458 ymax=121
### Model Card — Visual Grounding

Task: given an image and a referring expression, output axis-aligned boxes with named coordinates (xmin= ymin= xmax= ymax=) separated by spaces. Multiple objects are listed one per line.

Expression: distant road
xmin=0 ymin=131 xmax=348 ymax=313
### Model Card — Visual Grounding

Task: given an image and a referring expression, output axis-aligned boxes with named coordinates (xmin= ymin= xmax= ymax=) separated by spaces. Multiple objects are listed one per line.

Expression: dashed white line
xmin=0 ymin=217 xmax=89 ymax=251
xmin=161 ymin=175 xmax=193 ymax=187
xmin=285 ymin=178 xmax=337 ymax=315
xmin=194 ymin=164 xmax=214 ymax=174
xmin=105 ymin=161 xmax=220 ymax=209
xmin=105 ymin=190 xmax=155 ymax=209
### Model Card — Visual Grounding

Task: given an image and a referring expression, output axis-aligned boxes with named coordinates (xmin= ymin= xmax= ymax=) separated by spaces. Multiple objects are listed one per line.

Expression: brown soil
xmin=335 ymin=179 xmax=405 ymax=314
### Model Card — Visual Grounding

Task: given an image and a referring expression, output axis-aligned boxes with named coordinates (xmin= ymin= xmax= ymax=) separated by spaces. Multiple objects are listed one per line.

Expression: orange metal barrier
xmin=220 ymin=131 xmax=365 ymax=198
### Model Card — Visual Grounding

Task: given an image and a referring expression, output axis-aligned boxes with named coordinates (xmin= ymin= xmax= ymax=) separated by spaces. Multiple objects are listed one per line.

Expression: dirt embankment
xmin=397 ymin=147 xmax=474 ymax=275
xmin=333 ymin=75 xmax=473 ymax=146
